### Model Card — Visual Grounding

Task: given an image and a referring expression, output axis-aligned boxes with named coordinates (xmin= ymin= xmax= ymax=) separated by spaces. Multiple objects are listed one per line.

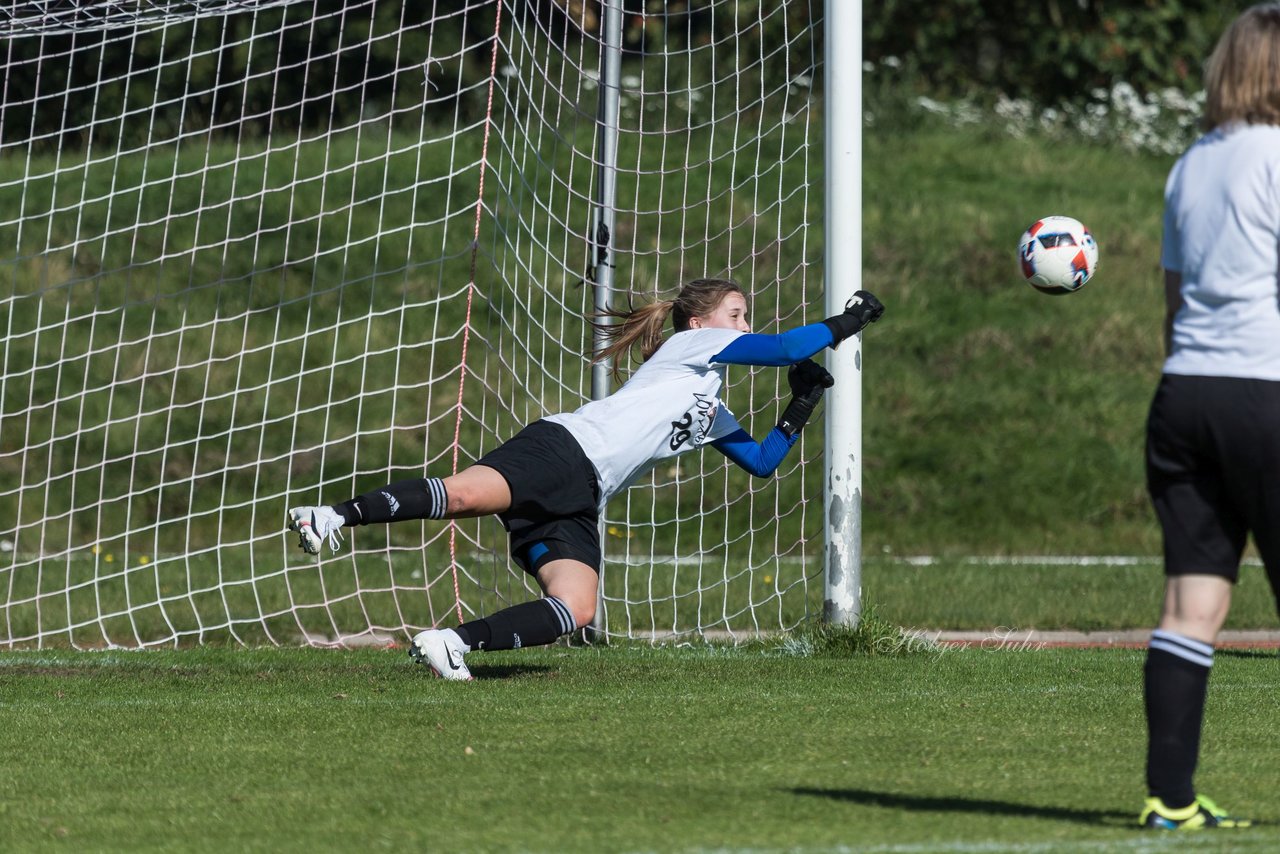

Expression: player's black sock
xmin=1144 ymin=628 xmax=1213 ymax=808
xmin=454 ymin=597 xmax=576 ymax=651
xmin=335 ymin=477 xmax=448 ymax=525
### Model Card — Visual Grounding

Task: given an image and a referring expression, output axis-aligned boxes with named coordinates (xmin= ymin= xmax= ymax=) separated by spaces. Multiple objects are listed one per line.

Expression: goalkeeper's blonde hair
xmin=592 ymin=278 xmax=746 ymax=378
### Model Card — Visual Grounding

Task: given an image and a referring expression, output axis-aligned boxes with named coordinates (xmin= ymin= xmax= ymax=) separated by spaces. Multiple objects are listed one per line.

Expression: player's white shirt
xmin=546 ymin=328 xmax=746 ymax=507
xmin=1161 ymin=123 xmax=1280 ymax=381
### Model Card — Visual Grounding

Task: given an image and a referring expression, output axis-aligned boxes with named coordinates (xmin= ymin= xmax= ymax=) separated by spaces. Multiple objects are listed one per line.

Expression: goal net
xmin=0 ymin=0 xmax=825 ymax=648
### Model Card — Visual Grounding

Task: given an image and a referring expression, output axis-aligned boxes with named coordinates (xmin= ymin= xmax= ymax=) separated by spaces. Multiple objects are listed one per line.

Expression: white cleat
xmin=409 ymin=628 xmax=473 ymax=681
xmin=287 ymin=506 xmax=346 ymax=555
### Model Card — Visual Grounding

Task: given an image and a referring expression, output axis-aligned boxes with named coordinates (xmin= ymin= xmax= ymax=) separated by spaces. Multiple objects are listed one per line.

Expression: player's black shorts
xmin=475 ymin=419 xmax=602 ymax=575
xmin=1146 ymin=373 xmax=1280 ymax=591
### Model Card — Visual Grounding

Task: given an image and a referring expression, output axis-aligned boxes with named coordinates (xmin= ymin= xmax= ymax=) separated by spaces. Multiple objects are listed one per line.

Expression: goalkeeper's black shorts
xmin=476 ymin=419 xmax=602 ymax=575
xmin=1146 ymin=373 xmax=1280 ymax=590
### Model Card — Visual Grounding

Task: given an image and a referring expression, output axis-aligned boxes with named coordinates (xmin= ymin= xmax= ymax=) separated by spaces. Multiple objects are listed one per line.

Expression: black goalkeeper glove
xmin=777 ymin=359 xmax=834 ymax=438
xmin=822 ymin=290 xmax=885 ymax=346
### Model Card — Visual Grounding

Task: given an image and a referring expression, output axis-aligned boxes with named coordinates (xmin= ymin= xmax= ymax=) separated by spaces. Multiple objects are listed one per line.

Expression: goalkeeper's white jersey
xmin=545 ymin=327 xmax=746 ymax=507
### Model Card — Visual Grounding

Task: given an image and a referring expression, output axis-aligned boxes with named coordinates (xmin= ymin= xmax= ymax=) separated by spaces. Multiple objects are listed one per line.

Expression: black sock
xmin=1144 ymin=629 xmax=1213 ymax=808
xmin=335 ymin=477 xmax=448 ymax=525
xmin=455 ymin=597 xmax=576 ymax=652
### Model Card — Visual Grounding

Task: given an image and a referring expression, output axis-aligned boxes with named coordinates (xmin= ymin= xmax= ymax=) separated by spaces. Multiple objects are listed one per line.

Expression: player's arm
xmin=1163 ymin=269 xmax=1182 ymax=358
xmin=711 ymin=291 xmax=885 ymax=366
xmin=712 ymin=360 xmax=833 ymax=476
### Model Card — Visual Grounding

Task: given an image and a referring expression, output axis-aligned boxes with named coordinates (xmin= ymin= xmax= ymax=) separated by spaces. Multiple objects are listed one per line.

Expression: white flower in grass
xmin=994 ymin=94 xmax=1033 ymax=126
xmin=916 ymin=95 xmax=947 ymax=115
xmin=913 ymin=79 xmax=1202 ymax=154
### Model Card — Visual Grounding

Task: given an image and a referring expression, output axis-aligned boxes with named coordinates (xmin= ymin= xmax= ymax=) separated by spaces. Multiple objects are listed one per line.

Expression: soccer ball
xmin=1017 ymin=216 xmax=1099 ymax=295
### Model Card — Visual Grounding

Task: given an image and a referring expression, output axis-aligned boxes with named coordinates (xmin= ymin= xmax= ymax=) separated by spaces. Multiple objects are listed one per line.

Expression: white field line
xmin=675 ymin=836 xmax=1280 ymax=853
xmin=0 ymin=546 xmax=1106 ymax=565
xmin=588 ymin=554 xmax=1268 ymax=569
xmin=1 ymin=544 xmax=1264 ymax=570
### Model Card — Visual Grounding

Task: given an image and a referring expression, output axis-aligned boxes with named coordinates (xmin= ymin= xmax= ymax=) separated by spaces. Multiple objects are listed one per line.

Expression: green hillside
xmin=862 ymin=118 xmax=1172 ymax=555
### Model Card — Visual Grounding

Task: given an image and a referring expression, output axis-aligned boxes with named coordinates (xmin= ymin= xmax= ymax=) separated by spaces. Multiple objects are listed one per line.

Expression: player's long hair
xmin=1203 ymin=2 xmax=1280 ymax=131
xmin=591 ymin=278 xmax=745 ymax=378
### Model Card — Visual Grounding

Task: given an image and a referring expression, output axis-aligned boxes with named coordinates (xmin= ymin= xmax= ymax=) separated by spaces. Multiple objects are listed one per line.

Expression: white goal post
xmin=0 ymin=0 xmax=857 ymax=648
xmin=823 ymin=0 xmax=863 ymax=627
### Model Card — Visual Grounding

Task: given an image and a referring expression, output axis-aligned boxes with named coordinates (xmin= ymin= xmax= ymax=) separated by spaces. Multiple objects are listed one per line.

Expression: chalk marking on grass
xmin=683 ymin=833 xmax=1277 ymax=853
xmin=9 ymin=548 xmax=1266 ymax=570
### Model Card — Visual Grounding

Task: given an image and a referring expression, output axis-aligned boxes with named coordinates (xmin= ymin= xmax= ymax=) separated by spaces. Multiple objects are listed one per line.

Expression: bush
xmin=2 ymin=1 xmax=1250 ymax=147
xmin=864 ymin=0 xmax=1245 ymax=103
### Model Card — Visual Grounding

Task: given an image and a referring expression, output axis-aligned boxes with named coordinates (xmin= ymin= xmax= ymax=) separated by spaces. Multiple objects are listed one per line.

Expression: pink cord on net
xmin=448 ymin=0 xmax=505 ymax=625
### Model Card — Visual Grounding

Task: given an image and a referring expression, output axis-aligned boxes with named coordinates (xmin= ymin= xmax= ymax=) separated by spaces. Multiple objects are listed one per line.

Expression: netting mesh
xmin=0 ymin=0 xmax=824 ymax=648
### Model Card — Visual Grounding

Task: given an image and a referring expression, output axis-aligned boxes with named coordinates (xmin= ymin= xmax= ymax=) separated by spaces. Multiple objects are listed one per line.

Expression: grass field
xmin=1 ymin=642 xmax=1276 ymax=852
xmin=5 ymin=553 xmax=1277 ymax=650
xmin=867 ymin=561 xmax=1280 ymax=632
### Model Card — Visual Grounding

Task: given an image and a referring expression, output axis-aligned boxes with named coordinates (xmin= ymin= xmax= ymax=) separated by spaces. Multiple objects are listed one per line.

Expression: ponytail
xmin=589 ymin=278 xmax=746 ymax=380
xmin=591 ymin=299 xmax=674 ymax=378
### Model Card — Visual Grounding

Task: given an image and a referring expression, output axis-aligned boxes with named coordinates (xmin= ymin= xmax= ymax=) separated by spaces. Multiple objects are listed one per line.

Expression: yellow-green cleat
xmin=1140 ymin=795 xmax=1252 ymax=829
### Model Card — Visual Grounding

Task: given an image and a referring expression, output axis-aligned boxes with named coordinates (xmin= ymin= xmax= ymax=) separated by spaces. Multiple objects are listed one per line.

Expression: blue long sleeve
xmin=711 ymin=426 xmax=798 ymax=477
xmin=711 ymin=323 xmax=834 ymax=366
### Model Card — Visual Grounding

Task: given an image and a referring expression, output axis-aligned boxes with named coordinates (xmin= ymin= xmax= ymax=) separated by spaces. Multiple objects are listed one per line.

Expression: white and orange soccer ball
xmin=1018 ymin=216 xmax=1099 ymax=295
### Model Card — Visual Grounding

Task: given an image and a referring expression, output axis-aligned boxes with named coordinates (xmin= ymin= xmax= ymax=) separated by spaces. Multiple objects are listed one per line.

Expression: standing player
xmin=1139 ymin=2 xmax=1280 ymax=831
xmin=287 ymin=279 xmax=884 ymax=679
